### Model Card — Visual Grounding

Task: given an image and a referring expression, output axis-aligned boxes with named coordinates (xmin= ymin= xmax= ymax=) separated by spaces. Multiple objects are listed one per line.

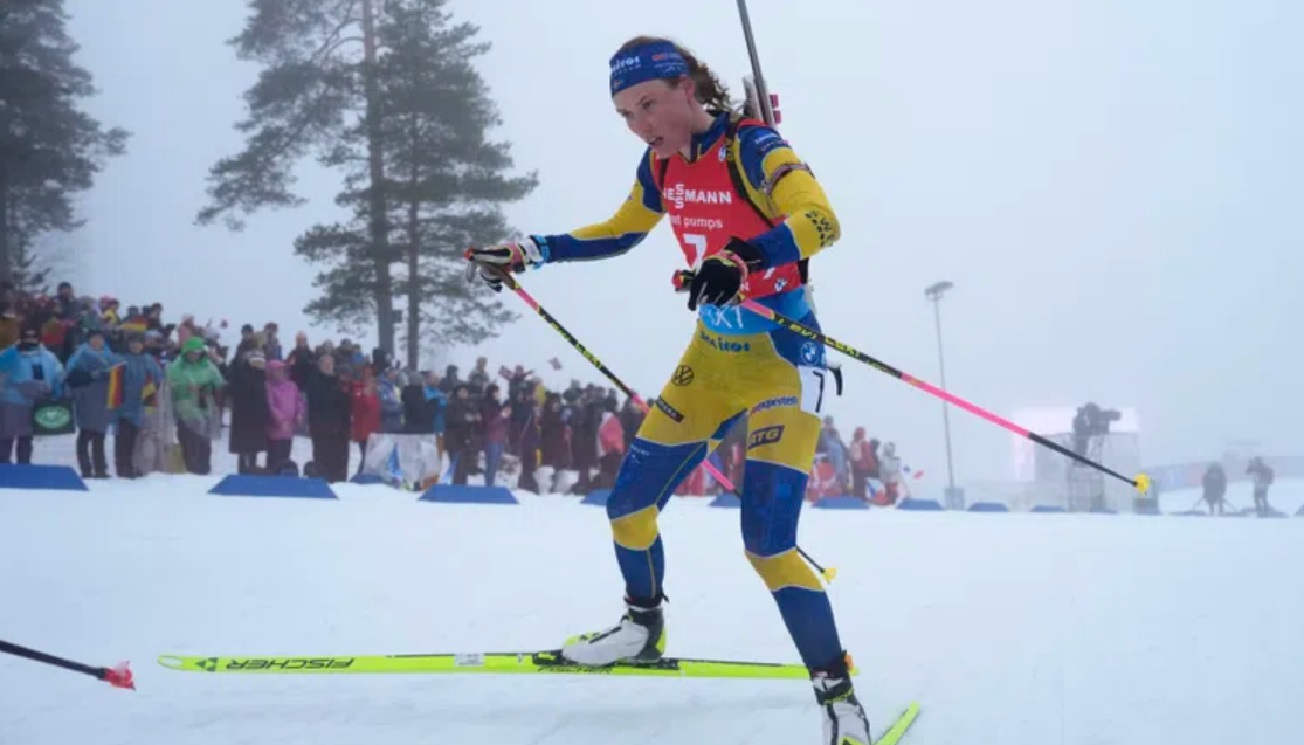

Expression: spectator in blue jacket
xmin=109 ymin=332 xmax=163 ymax=478
xmin=0 ymin=325 xmax=64 ymax=464
xmin=65 ymin=328 xmax=121 ymax=477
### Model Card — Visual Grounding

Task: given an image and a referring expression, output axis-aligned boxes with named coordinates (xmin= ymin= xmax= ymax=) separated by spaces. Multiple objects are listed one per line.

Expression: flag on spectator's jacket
xmin=107 ymin=364 xmax=159 ymax=409
xmin=142 ymin=371 xmax=158 ymax=407
xmin=106 ymin=363 xmax=125 ymax=409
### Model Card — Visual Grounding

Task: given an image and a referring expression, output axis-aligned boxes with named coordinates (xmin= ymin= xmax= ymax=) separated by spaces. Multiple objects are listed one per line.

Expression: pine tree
xmin=7 ymin=233 xmax=56 ymax=293
xmin=0 ymin=0 xmax=129 ymax=285
xmin=199 ymin=0 xmax=536 ymax=361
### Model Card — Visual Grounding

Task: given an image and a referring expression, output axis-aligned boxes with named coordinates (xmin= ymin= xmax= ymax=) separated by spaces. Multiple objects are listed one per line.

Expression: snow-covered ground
xmin=1 ymin=471 xmax=1300 ymax=745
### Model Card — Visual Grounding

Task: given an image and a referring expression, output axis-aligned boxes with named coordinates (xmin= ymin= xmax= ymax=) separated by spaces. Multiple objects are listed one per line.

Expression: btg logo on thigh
xmin=747 ymin=425 xmax=785 ymax=450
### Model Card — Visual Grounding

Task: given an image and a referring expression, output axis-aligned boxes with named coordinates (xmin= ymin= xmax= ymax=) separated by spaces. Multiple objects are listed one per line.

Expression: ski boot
xmin=812 ymin=652 xmax=873 ymax=745
xmin=560 ymin=596 xmax=666 ymax=666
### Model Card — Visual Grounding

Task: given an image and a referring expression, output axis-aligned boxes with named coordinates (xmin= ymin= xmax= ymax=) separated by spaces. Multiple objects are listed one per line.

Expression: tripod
xmin=1067 ymin=434 xmax=1107 ymax=512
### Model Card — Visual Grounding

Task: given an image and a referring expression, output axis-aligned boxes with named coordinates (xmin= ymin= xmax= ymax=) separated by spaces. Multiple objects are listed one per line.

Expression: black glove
xmin=686 ymin=238 xmax=765 ymax=311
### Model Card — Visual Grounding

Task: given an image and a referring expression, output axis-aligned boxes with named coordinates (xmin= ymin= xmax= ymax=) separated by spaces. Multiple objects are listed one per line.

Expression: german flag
xmin=106 ymin=363 xmax=125 ymax=409
xmin=141 ymin=371 xmax=157 ymax=407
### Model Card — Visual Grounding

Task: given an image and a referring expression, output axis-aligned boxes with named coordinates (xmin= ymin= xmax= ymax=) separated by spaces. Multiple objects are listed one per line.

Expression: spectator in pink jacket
xmin=264 ymin=359 xmax=303 ymax=474
xmin=596 ymin=407 xmax=625 ymax=489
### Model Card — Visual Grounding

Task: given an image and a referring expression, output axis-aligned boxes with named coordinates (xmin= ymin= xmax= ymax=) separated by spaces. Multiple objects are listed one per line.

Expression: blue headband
xmin=608 ymin=40 xmax=690 ymax=96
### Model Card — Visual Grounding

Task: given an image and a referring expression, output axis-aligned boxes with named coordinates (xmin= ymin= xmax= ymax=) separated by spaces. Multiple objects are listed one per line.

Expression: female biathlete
xmin=466 ymin=36 xmax=872 ymax=744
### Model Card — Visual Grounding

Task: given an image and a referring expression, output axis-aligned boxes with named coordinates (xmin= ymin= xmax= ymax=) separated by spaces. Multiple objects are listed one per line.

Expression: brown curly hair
xmin=613 ymin=36 xmax=736 ymax=113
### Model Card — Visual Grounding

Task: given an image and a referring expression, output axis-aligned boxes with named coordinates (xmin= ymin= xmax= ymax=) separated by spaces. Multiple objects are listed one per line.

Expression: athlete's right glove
xmin=682 ymin=237 xmax=764 ymax=311
xmin=464 ymin=237 xmax=547 ymax=292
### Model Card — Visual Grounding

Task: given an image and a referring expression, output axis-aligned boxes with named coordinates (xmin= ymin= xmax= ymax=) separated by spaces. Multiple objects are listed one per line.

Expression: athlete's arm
xmin=535 ymin=152 xmax=665 ymax=262
xmin=734 ymin=126 xmax=841 ymax=269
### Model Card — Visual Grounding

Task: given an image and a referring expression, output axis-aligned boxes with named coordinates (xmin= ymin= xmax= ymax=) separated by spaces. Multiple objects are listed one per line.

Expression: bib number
xmin=684 ymin=232 xmax=708 ymax=267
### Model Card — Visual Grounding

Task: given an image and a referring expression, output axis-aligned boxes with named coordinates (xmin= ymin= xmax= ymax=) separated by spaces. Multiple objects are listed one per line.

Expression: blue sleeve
xmin=45 ymin=352 xmax=64 ymax=397
xmin=0 ymin=348 xmax=16 ymax=381
xmin=735 ymin=125 xmax=789 ymax=194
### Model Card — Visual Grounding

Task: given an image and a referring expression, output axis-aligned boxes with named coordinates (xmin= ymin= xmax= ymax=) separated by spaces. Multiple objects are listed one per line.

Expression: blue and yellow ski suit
xmin=532 ymin=111 xmax=845 ymax=670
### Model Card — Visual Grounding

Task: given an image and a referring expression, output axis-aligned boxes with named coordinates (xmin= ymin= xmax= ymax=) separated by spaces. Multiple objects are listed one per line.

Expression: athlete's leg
xmin=740 ymin=403 xmax=836 ymax=668
xmin=606 ymin=405 xmax=742 ymax=605
xmin=563 ymin=330 xmax=742 ymax=664
xmin=740 ymin=309 xmax=873 ymax=745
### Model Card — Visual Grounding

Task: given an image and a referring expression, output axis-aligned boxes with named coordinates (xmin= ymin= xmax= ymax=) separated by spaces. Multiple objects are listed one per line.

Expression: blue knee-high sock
xmin=605 ymin=439 xmax=706 ymax=603
xmin=614 ymin=533 xmax=665 ymax=603
xmin=772 ymin=585 xmax=843 ymax=669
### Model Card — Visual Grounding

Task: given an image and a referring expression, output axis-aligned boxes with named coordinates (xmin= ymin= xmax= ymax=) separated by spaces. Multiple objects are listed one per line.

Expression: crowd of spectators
xmin=0 ymin=279 xmax=905 ymax=501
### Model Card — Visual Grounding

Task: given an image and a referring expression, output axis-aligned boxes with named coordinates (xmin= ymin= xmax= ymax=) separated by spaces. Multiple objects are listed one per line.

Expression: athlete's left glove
xmin=465 ymin=237 xmax=547 ymax=292
xmin=685 ymin=237 xmax=765 ymax=311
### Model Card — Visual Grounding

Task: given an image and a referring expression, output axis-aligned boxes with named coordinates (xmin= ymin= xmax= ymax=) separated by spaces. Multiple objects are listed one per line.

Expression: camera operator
xmin=1071 ymin=402 xmax=1121 ymax=457
xmin=1247 ymin=456 xmax=1275 ymax=516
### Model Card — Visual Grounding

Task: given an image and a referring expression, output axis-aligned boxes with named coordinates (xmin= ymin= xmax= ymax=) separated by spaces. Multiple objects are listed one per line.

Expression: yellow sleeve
xmin=733 ymin=126 xmax=841 ymax=267
xmin=538 ymin=152 xmax=666 ymax=262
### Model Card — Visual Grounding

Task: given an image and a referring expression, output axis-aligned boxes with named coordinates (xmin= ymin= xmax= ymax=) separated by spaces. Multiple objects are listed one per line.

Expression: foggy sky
xmin=56 ymin=0 xmax=1303 ymax=488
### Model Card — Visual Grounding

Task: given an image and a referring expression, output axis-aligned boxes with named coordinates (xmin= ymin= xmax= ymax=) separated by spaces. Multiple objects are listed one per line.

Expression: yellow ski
xmin=875 ymin=701 xmax=922 ymax=745
xmin=157 ymin=649 xmax=836 ymax=680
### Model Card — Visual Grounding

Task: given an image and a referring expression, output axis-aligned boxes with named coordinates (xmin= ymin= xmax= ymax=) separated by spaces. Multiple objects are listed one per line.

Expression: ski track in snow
xmin=1 ymin=477 xmax=1301 ymax=745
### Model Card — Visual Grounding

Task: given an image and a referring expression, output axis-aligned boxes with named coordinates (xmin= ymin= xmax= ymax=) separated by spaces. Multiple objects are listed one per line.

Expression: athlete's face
xmin=613 ymin=78 xmax=696 ymax=158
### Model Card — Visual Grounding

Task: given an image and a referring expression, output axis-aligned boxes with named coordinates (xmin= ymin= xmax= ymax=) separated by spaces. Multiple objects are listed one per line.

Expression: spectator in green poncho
xmin=167 ymin=336 xmax=225 ymax=474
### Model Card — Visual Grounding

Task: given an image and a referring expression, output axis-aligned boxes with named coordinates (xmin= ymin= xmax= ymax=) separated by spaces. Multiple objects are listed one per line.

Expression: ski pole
xmin=673 ymin=270 xmax=1151 ymax=495
xmin=465 ymin=258 xmax=836 ymax=582
xmin=0 ymin=639 xmax=134 ymax=689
